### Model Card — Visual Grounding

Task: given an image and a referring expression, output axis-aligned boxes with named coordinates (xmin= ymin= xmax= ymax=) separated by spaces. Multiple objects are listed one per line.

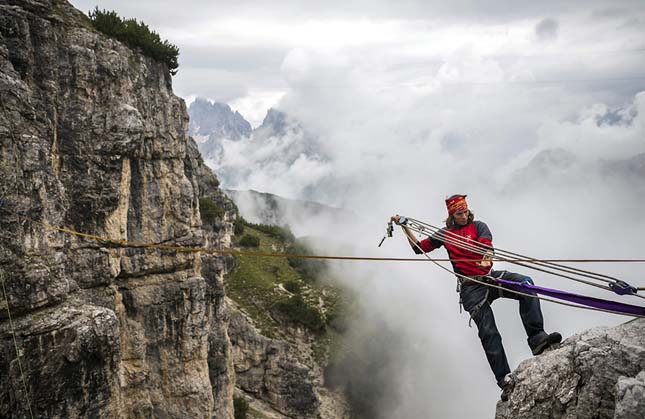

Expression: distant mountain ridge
xmin=187 ymin=98 xmax=329 ymax=200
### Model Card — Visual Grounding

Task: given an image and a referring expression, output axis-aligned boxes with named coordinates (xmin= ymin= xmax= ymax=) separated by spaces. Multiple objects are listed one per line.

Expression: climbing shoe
xmin=499 ymin=374 xmax=515 ymax=402
xmin=529 ymin=331 xmax=562 ymax=356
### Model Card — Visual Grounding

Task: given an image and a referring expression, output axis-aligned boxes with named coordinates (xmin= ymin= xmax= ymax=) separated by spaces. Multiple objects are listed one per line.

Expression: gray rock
xmin=0 ymin=1 xmax=235 ymax=417
xmin=614 ymin=370 xmax=645 ymax=419
xmin=228 ymin=302 xmax=350 ymax=419
xmin=496 ymin=319 xmax=645 ymax=419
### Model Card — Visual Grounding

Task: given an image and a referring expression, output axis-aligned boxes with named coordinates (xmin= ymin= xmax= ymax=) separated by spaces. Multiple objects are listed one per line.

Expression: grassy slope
xmin=225 ymin=224 xmax=342 ymax=348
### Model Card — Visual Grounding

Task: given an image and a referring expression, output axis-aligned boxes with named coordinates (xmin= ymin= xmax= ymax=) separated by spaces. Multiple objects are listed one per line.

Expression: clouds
xmin=535 ymin=17 xmax=559 ymax=42
xmin=261 ymin=47 xmax=645 ymax=418
xmin=273 ymin=44 xmax=640 ymax=203
xmin=537 ymin=92 xmax=645 ymax=160
xmin=73 ymin=0 xmax=645 ymax=23
xmin=71 ymin=0 xmax=645 ymax=107
xmin=204 ymin=111 xmax=332 ymax=201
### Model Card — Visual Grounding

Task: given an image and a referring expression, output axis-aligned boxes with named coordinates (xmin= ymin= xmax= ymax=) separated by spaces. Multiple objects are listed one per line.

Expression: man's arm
xmin=474 ymin=220 xmax=494 ymax=267
xmin=390 ymin=215 xmax=442 ymax=254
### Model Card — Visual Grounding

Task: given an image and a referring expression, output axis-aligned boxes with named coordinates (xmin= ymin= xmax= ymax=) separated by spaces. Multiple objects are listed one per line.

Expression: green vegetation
xmin=237 ymin=217 xmax=295 ymax=242
xmin=225 ymin=222 xmax=340 ymax=337
xmin=88 ymin=7 xmax=180 ymax=75
xmin=234 ymin=219 xmax=245 ymax=236
xmin=283 ymin=279 xmax=301 ymax=294
xmin=238 ymin=234 xmax=260 ymax=248
xmin=274 ymin=295 xmax=325 ymax=331
xmin=233 ymin=396 xmax=249 ymax=419
xmin=287 ymin=241 xmax=327 ymax=283
xmin=199 ymin=197 xmax=225 ymax=225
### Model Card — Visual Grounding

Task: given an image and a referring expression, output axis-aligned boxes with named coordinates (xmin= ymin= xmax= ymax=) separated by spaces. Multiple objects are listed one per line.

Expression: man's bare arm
xmin=390 ymin=215 xmax=421 ymax=251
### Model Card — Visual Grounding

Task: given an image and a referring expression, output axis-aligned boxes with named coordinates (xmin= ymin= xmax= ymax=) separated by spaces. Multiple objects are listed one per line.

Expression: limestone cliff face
xmin=496 ymin=318 xmax=645 ymax=419
xmin=227 ymin=302 xmax=351 ymax=419
xmin=0 ymin=1 xmax=235 ymax=417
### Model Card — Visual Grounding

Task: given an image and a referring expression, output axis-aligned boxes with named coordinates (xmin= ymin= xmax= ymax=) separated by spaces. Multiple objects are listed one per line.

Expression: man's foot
xmin=499 ymin=374 xmax=515 ymax=402
xmin=530 ymin=331 xmax=562 ymax=356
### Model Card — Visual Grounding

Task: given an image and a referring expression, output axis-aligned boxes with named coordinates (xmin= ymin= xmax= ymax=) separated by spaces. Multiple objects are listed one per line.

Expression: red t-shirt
xmin=416 ymin=220 xmax=493 ymax=276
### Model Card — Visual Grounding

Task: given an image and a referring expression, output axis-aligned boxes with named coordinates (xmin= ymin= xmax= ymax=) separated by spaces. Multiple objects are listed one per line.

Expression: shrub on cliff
xmin=233 ymin=217 xmax=245 ymax=236
xmin=88 ymin=8 xmax=180 ymax=75
xmin=274 ymin=295 xmax=325 ymax=332
xmin=283 ymin=280 xmax=302 ymax=294
xmin=233 ymin=396 xmax=249 ymax=419
xmin=199 ymin=197 xmax=225 ymax=225
xmin=237 ymin=218 xmax=295 ymax=242
xmin=238 ymin=234 xmax=260 ymax=247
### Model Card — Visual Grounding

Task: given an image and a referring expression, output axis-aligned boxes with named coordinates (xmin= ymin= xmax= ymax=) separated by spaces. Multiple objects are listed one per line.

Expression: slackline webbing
xmin=409 ymin=237 xmax=645 ymax=318
xmin=494 ymin=278 xmax=645 ymax=316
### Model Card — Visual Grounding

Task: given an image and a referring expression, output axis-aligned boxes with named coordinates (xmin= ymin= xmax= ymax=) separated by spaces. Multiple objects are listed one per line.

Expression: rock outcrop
xmin=496 ymin=318 xmax=645 ymax=419
xmin=0 ymin=1 xmax=236 ymax=417
xmin=228 ymin=302 xmax=350 ymax=419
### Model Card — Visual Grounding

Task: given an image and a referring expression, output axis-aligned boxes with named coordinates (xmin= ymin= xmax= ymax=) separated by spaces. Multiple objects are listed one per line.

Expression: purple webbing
xmin=495 ymin=278 xmax=645 ymax=317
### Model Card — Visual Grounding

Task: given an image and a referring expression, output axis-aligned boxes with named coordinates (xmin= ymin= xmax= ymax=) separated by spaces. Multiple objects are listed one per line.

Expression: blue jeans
xmin=459 ymin=270 xmax=545 ymax=386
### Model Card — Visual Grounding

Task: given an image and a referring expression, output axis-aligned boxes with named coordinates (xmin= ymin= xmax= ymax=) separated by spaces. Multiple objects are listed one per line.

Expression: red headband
xmin=446 ymin=195 xmax=468 ymax=215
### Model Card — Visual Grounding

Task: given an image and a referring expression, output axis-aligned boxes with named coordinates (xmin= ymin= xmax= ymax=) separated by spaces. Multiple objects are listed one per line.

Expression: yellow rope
xmin=27 ymin=218 xmax=645 ymax=264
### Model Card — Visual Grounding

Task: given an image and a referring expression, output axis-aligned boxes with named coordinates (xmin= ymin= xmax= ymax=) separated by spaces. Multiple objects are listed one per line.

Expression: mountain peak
xmin=188 ymin=97 xmax=251 ymax=140
xmin=257 ymin=108 xmax=290 ymax=137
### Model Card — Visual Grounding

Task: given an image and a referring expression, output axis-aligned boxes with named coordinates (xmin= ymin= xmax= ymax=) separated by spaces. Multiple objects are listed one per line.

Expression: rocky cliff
xmin=0 ymin=0 xmax=238 ymax=417
xmin=0 ymin=2 xmax=349 ymax=418
xmin=496 ymin=318 xmax=645 ymax=419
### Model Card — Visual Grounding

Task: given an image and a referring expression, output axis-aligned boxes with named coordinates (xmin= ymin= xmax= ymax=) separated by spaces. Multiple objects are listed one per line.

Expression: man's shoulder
xmin=473 ymin=220 xmax=491 ymax=232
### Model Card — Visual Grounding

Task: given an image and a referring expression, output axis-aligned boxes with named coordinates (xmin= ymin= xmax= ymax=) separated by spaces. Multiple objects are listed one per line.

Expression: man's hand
xmin=477 ymin=251 xmax=493 ymax=268
xmin=390 ymin=215 xmax=409 ymax=225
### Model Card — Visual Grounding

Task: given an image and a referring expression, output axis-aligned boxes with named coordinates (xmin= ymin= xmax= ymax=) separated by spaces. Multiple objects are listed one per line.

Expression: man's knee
xmin=499 ymin=271 xmax=532 ymax=284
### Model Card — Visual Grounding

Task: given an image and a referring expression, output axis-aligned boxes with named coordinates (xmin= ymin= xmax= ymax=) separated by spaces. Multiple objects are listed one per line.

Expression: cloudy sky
xmin=70 ymin=1 xmax=645 ymax=418
xmin=71 ymin=0 xmax=645 ymax=125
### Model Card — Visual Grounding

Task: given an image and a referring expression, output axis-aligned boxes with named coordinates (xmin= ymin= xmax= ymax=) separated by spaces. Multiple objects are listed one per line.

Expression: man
xmin=391 ymin=194 xmax=561 ymax=401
